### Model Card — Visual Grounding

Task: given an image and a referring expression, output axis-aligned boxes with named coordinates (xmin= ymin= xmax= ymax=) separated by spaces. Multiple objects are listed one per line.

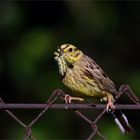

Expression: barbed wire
xmin=0 ymin=88 xmax=140 ymax=140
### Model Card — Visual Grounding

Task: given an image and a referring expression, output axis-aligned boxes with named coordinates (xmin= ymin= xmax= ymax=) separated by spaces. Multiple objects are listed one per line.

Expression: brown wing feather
xmin=83 ymin=55 xmax=117 ymax=94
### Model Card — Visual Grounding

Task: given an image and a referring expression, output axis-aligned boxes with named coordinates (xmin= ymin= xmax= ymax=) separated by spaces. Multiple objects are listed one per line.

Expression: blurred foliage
xmin=0 ymin=1 xmax=140 ymax=140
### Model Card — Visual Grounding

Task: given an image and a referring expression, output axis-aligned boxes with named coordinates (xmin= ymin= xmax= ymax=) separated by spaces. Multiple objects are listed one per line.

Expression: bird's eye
xmin=68 ymin=48 xmax=73 ymax=52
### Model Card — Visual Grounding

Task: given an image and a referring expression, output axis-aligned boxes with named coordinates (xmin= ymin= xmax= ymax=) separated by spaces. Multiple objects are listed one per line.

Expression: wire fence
xmin=0 ymin=87 xmax=140 ymax=140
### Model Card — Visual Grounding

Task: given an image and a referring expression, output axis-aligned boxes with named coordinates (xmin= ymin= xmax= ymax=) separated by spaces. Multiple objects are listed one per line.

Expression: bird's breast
xmin=62 ymin=65 xmax=106 ymax=98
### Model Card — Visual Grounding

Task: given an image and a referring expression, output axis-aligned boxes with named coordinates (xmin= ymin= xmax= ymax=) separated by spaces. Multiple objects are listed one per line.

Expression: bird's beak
xmin=55 ymin=45 xmax=63 ymax=56
xmin=54 ymin=51 xmax=59 ymax=57
xmin=54 ymin=48 xmax=61 ymax=56
xmin=54 ymin=48 xmax=62 ymax=60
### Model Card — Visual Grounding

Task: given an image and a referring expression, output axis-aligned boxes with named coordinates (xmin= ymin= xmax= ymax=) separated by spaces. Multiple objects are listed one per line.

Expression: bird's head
xmin=54 ymin=44 xmax=83 ymax=66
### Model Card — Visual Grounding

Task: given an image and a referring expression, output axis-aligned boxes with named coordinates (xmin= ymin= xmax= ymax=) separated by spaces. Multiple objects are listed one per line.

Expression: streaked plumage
xmin=55 ymin=44 xmax=116 ymax=102
xmin=54 ymin=44 xmax=134 ymax=134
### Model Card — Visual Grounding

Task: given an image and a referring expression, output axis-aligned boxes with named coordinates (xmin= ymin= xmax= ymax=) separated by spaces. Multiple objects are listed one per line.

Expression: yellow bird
xmin=54 ymin=44 xmax=134 ymax=134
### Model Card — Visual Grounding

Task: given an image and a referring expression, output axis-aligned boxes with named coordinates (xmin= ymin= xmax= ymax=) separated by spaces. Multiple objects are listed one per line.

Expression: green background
xmin=0 ymin=1 xmax=140 ymax=140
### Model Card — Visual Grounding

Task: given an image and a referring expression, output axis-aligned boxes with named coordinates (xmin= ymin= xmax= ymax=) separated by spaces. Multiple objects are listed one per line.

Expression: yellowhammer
xmin=54 ymin=44 xmax=138 ymax=134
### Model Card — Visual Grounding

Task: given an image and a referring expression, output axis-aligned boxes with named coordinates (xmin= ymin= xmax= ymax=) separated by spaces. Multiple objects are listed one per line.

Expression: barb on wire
xmin=0 ymin=87 xmax=139 ymax=140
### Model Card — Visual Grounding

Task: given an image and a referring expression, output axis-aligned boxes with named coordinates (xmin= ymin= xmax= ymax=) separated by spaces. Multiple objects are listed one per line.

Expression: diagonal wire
xmin=0 ymin=97 xmax=26 ymax=128
xmin=75 ymin=110 xmax=106 ymax=140
xmin=24 ymin=89 xmax=64 ymax=140
xmin=28 ymin=89 xmax=61 ymax=127
xmin=0 ymin=97 xmax=37 ymax=140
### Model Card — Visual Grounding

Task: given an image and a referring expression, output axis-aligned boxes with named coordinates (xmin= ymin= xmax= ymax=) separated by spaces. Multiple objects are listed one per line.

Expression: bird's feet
xmin=106 ymin=100 xmax=115 ymax=112
xmin=64 ymin=94 xmax=84 ymax=104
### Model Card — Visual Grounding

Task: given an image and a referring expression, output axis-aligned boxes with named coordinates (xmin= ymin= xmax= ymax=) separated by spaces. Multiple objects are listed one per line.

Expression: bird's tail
xmin=110 ymin=110 xmax=134 ymax=134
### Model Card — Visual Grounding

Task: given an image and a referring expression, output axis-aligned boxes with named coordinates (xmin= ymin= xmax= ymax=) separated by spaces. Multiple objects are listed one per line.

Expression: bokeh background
xmin=0 ymin=1 xmax=140 ymax=140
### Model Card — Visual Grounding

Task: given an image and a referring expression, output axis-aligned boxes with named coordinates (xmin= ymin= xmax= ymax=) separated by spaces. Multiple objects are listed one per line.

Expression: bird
xmin=54 ymin=43 xmax=134 ymax=134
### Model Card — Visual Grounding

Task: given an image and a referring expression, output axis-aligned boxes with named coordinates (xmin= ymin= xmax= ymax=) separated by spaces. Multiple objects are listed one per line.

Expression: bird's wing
xmin=83 ymin=55 xmax=117 ymax=94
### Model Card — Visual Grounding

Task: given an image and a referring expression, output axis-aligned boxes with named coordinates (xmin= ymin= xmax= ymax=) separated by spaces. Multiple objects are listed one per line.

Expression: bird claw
xmin=106 ymin=101 xmax=115 ymax=112
xmin=64 ymin=95 xmax=72 ymax=104
xmin=64 ymin=94 xmax=84 ymax=104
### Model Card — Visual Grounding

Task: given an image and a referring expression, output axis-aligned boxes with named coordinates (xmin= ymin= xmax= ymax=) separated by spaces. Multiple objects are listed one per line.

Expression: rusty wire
xmin=1 ymin=103 xmax=140 ymax=110
xmin=0 ymin=88 xmax=139 ymax=140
